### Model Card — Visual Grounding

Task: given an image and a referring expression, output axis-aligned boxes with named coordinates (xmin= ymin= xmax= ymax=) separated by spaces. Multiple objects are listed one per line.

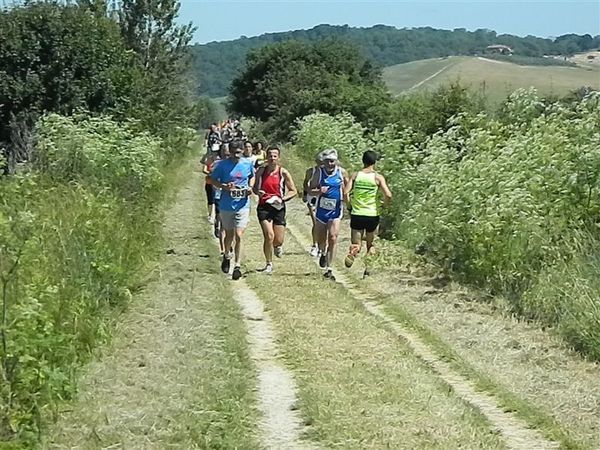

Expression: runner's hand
xmin=320 ymin=186 xmax=329 ymax=194
xmin=258 ymin=189 xmax=266 ymax=198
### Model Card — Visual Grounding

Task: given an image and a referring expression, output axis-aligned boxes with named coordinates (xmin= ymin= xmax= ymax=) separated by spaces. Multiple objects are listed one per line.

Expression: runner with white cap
xmin=308 ymin=148 xmax=350 ymax=281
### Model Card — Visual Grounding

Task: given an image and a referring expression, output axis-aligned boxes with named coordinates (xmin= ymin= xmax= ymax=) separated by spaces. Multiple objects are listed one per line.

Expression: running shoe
xmin=323 ymin=269 xmax=336 ymax=281
xmin=274 ymin=246 xmax=283 ymax=258
xmin=319 ymin=252 xmax=327 ymax=268
xmin=221 ymin=253 xmax=231 ymax=274
xmin=232 ymin=266 xmax=242 ymax=280
xmin=213 ymin=221 xmax=220 ymax=239
xmin=264 ymin=263 xmax=273 ymax=275
xmin=208 ymin=215 xmax=215 ymax=224
xmin=309 ymin=245 xmax=319 ymax=257
xmin=344 ymin=253 xmax=355 ymax=268
xmin=363 ymin=268 xmax=371 ymax=278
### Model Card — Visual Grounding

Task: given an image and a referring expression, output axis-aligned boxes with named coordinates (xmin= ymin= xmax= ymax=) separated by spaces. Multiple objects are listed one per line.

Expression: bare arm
xmin=308 ymin=167 xmax=321 ymax=194
xmin=344 ymin=172 xmax=356 ymax=203
xmin=377 ymin=174 xmax=393 ymax=205
xmin=341 ymin=168 xmax=351 ymax=203
xmin=252 ymin=167 xmax=264 ymax=196
xmin=281 ymin=169 xmax=298 ymax=202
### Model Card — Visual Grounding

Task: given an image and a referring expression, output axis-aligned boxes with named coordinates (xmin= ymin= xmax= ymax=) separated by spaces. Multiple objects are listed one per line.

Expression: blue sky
xmin=179 ymin=1 xmax=600 ymax=44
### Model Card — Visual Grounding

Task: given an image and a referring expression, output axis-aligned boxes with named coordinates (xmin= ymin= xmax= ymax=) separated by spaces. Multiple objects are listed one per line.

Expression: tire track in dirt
xmin=285 ymin=218 xmax=559 ymax=450
xmin=227 ymin=278 xmax=316 ymax=449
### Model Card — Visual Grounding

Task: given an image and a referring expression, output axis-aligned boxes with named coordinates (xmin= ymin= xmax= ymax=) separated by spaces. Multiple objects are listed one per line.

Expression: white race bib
xmin=230 ymin=189 xmax=248 ymax=199
xmin=319 ymin=197 xmax=337 ymax=211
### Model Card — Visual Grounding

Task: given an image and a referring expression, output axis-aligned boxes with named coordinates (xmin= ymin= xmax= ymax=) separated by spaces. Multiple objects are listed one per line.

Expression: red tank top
xmin=258 ymin=167 xmax=285 ymax=206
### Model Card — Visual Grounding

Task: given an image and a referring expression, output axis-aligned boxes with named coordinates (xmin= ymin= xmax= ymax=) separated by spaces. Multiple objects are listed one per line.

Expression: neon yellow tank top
xmin=351 ymin=171 xmax=378 ymax=217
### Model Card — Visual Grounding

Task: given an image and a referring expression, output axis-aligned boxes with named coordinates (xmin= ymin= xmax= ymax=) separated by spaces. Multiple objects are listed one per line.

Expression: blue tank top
xmin=319 ymin=167 xmax=343 ymax=201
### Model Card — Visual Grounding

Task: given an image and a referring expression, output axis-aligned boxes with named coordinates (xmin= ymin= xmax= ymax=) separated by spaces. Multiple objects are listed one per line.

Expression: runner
xmin=302 ymin=154 xmax=323 ymax=257
xmin=253 ymin=145 xmax=298 ymax=274
xmin=253 ymin=141 xmax=267 ymax=168
xmin=204 ymin=123 xmax=221 ymax=155
xmin=344 ymin=150 xmax=392 ymax=277
xmin=309 ymin=149 xmax=350 ymax=281
xmin=202 ymin=149 xmax=219 ymax=224
xmin=211 ymin=143 xmax=230 ymax=253
xmin=210 ymin=140 xmax=255 ymax=280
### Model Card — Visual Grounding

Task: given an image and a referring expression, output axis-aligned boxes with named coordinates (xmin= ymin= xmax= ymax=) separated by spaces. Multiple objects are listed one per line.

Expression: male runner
xmin=210 ymin=140 xmax=255 ymax=280
xmin=309 ymin=149 xmax=349 ymax=280
xmin=253 ymin=146 xmax=297 ymax=274
xmin=302 ymin=154 xmax=323 ymax=257
xmin=344 ymin=150 xmax=392 ymax=277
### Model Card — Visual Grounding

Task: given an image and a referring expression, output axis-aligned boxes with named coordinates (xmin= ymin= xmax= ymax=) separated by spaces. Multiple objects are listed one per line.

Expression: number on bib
xmin=231 ymin=189 xmax=247 ymax=199
xmin=319 ymin=197 xmax=337 ymax=211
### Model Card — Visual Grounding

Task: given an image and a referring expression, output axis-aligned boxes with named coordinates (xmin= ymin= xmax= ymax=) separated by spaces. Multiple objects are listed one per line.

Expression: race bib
xmin=214 ymin=188 xmax=222 ymax=200
xmin=230 ymin=189 xmax=248 ymax=199
xmin=319 ymin=197 xmax=337 ymax=211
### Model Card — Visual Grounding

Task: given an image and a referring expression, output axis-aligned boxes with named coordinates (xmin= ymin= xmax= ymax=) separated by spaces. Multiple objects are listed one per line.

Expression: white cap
xmin=319 ymin=148 xmax=338 ymax=161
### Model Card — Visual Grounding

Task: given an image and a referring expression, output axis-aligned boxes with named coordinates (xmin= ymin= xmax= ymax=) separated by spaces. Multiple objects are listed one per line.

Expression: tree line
xmin=190 ymin=24 xmax=600 ymax=97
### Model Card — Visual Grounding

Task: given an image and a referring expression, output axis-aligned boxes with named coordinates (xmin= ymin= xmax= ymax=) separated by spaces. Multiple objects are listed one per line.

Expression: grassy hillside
xmin=383 ymin=56 xmax=600 ymax=104
xmin=190 ymin=24 xmax=599 ymax=97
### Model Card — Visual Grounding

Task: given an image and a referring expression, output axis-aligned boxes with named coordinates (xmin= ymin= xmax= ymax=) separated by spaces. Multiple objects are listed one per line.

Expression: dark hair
xmin=230 ymin=140 xmax=244 ymax=151
xmin=267 ymin=145 xmax=281 ymax=154
xmin=362 ymin=150 xmax=379 ymax=167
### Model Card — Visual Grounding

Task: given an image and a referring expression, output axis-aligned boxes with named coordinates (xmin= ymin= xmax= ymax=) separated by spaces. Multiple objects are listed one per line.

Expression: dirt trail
xmin=45 ymin=162 xmax=261 ymax=449
xmin=45 ymin=157 xmax=600 ymax=448
xmin=230 ymin=280 xmax=313 ymax=449
xmin=286 ymin=218 xmax=558 ymax=450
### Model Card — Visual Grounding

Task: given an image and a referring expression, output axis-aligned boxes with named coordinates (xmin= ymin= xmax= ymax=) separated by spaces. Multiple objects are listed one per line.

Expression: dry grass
xmin=383 ymin=56 xmax=600 ymax=104
xmin=44 ymin=161 xmax=260 ymax=449
xmin=240 ymin=209 xmax=507 ymax=449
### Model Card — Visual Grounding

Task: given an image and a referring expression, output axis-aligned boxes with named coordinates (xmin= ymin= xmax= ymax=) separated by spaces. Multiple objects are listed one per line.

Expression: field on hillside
xmin=383 ymin=56 xmax=600 ymax=103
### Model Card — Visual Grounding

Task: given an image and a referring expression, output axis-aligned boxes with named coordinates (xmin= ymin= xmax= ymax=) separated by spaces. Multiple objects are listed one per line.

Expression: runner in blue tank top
xmin=308 ymin=148 xmax=350 ymax=281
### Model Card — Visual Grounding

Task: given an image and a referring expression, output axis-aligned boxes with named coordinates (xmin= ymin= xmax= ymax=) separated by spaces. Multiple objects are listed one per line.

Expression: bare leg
xmin=349 ymin=229 xmax=362 ymax=256
xmin=224 ymin=228 xmax=235 ymax=257
xmin=260 ymin=220 xmax=275 ymax=264
xmin=326 ymin=219 xmax=341 ymax=268
xmin=233 ymin=227 xmax=245 ymax=266
xmin=308 ymin=205 xmax=318 ymax=246
xmin=315 ymin=220 xmax=328 ymax=254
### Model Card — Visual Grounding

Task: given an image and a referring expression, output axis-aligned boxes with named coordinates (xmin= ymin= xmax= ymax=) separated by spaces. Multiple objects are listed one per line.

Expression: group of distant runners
xmin=202 ymin=121 xmax=392 ymax=281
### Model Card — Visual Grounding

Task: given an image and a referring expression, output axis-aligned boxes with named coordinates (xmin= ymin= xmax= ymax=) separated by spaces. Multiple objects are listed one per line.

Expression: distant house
xmin=486 ymin=44 xmax=513 ymax=55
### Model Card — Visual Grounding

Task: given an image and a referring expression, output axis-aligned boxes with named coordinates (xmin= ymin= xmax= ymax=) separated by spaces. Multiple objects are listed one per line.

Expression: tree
xmin=0 ymin=1 xmax=136 ymax=172
xmin=229 ymin=39 xmax=390 ymax=139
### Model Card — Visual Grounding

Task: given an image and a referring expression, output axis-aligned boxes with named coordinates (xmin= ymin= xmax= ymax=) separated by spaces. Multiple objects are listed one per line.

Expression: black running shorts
xmin=205 ymin=183 xmax=215 ymax=205
xmin=257 ymin=204 xmax=286 ymax=226
xmin=350 ymin=214 xmax=380 ymax=233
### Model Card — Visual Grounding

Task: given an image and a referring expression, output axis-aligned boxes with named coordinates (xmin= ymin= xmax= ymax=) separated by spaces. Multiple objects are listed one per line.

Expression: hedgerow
xmin=0 ymin=114 xmax=192 ymax=444
xmin=291 ymin=89 xmax=600 ymax=360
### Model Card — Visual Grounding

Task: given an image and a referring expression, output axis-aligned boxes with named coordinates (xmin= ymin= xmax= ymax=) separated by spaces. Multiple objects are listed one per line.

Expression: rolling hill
xmin=190 ymin=24 xmax=599 ymax=97
xmin=383 ymin=56 xmax=600 ymax=103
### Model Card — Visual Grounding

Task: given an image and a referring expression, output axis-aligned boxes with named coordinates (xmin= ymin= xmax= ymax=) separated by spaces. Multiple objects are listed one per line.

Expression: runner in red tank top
xmin=253 ymin=146 xmax=298 ymax=274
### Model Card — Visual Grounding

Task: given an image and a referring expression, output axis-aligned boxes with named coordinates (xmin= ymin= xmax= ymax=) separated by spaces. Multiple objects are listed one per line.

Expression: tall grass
xmin=0 ymin=114 xmax=195 ymax=444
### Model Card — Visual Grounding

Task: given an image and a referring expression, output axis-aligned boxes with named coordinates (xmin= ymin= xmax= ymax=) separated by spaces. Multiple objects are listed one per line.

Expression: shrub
xmin=0 ymin=114 xmax=166 ymax=443
xmin=292 ymin=112 xmax=368 ymax=169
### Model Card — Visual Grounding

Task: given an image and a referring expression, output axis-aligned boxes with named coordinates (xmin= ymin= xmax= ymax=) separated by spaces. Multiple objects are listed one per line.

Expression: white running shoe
xmin=309 ymin=245 xmax=319 ymax=257
xmin=264 ymin=263 xmax=273 ymax=275
xmin=274 ymin=246 xmax=283 ymax=258
xmin=207 ymin=215 xmax=215 ymax=224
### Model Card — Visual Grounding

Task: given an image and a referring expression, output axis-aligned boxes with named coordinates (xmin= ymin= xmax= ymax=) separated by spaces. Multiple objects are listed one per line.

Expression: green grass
xmin=383 ymin=56 xmax=600 ymax=104
xmin=44 ymin=160 xmax=260 ymax=449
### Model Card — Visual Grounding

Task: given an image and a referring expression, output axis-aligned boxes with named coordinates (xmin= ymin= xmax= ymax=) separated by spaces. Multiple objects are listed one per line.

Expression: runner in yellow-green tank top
xmin=344 ymin=150 xmax=392 ymax=277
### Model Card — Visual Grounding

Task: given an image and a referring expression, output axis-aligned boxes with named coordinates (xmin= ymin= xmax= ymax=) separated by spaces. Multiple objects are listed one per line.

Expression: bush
xmin=292 ymin=112 xmax=368 ymax=169
xmin=384 ymin=90 xmax=600 ymax=356
xmin=0 ymin=114 xmax=166 ymax=443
